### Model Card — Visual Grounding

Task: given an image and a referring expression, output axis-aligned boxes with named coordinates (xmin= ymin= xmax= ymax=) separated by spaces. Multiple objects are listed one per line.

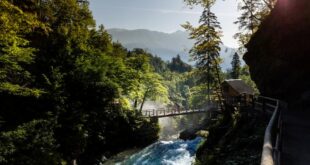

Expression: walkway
xmin=281 ymin=107 xmax=310 ymax=165
xmin=142 ymin=105 xmax=218 ymax=118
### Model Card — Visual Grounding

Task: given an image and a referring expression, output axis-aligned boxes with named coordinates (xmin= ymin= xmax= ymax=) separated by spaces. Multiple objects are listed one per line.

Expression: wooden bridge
xmin=142 ymin=103 xmax=219 ymax=118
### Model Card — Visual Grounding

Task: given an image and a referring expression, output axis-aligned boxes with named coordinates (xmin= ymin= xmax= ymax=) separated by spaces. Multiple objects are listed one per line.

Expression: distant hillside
xmin=107 ymin=28 xmax=236 ymax=70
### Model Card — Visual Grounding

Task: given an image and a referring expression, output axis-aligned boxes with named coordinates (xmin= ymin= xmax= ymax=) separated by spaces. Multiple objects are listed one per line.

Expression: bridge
xmin=141 ymin=96 xmax=310 ymax=165
xmin=256 ymin=96 xmax=310 ymax=165
xmin=142 ymin=103 xmax=219 ymax=118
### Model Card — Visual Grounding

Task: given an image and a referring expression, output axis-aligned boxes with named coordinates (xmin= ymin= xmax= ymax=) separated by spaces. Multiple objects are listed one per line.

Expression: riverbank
xmin=104 ymin=113 xmax=210 ymax=164
xmin=103 ymin=148 xmax=143 ymax=164
xmin=195 ymin=108 xmax=269 ymax=164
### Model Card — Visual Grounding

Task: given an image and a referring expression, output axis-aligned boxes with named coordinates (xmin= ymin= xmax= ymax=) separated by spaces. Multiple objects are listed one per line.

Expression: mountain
xmin=107 ymin=28 xmax=236 ymax=70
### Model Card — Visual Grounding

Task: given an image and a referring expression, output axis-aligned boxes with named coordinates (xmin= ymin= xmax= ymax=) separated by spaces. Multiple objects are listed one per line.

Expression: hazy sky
xmin=89 ymin=0 xmax=239 ymax=48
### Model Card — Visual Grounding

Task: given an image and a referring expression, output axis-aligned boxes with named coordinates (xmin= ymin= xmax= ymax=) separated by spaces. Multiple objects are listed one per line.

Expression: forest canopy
xmin=0 ymin=0 xmax=263 ymax=164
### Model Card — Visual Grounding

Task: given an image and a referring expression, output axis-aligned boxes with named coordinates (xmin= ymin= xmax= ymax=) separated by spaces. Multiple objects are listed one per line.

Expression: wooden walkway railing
xmin=142 ymin=103 xmax=218 ymax=118
xmin=255 ymin=96 xmax=285 ymax=165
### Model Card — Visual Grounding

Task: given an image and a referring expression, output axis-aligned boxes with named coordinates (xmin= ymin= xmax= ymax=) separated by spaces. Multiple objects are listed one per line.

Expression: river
xmin=114 ymin=137 xmax=203 ymax=165
xmin=104 ymin=115 xmax=206 ymax=165
xmin=104 ymin=102 xmax=208 ymax=165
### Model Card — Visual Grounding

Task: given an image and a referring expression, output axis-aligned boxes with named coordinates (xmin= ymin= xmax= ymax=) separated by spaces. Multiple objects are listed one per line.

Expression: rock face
xmin=244 ymin=0 xmax=310 ymax=102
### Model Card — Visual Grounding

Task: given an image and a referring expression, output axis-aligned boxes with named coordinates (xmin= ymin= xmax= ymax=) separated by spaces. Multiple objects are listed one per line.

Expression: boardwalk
xmin=281 ymin=108 xmax=310 ymax=165
xmin=142 ymin=104 xmax=218 ymax=118
xmin=257 ymin=96 xmax=310 ymax=165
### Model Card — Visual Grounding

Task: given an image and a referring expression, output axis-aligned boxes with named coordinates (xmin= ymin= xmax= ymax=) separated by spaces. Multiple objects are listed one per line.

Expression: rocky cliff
xmin=244 ymin=0 xmax=310 ymax=102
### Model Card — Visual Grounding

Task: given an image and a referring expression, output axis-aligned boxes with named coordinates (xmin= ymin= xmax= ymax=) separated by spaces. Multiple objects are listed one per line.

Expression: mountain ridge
xmin=107 ymin=28 xmax=236 ymax=70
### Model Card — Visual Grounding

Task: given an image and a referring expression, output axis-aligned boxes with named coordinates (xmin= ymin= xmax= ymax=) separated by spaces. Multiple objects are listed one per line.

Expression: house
xmin=221 ymin=79 xmax=255 ymax=106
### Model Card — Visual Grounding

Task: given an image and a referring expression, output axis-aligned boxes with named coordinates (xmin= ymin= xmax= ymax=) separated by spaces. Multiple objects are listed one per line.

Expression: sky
xmin=89 ymin=0 xmax=240 ymax=48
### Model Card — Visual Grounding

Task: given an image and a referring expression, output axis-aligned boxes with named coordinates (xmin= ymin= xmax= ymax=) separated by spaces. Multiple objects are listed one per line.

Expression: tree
xmin=234 ymin=0 xmax=276 ymax=48
xmin=184 ymin=0 xmax=276 ymax=49
xmin=239 ymin=65 xmax=259 ymax=93
xmin=1 ymin=1 xmax=160 ymax=164
xmin=182 ymin=2 xmax=222 ymax=103
xmin=231 ymin=52 xmax=241 ymax=79
xmin=167 ymin=55 xmax=192 ymax=73
xmin=139 ymin=73 xmax=169 ymax=112
xmin=0 ymin=1 xmax=59 ymax=164
xmin=149 ymin=55 xmax=168 ymax=74
xmin=126 ymin=49 xmax=169 ymax=111
xmin=0 ymin=0 xmax=47 ymax=96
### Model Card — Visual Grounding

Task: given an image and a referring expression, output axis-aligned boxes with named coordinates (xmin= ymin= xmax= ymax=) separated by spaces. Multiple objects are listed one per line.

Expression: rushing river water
xmin=104 ymin=103 xmax=208 ymax=165
xmin=115 ymin=137 xmax=203 ymax=165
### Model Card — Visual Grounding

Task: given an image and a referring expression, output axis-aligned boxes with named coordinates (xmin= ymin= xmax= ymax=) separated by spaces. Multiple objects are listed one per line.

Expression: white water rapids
xmin=104 ymin=101 xmax=209 ymax=165
xmin=116 ymin=137 xmax=203 ymax=165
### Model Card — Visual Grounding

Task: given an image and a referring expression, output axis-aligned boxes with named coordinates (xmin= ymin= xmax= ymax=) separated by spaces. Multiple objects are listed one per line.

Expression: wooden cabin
xmin=221 ymin=79 xmax=255 ymax=106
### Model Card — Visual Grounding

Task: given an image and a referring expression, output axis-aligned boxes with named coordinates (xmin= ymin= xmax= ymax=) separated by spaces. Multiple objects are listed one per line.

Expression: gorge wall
xmin=244 ymin=0 xmax=310 ymax=102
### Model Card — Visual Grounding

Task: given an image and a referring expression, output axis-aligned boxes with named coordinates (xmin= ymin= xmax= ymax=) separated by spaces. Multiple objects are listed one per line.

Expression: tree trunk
xmin=134 ymin=99 xmax=138 ymax=110
xmin=139 ymin=90 xmax=148 ymax=112
xmin=213 ymin=56 xmax=225 ymax=111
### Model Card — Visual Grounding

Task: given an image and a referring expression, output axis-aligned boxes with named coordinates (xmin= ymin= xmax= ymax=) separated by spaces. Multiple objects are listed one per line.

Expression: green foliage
xmin=225 ymin=65 xmax=259 ymax=93
xmin=0 ymin=1 xmax=161 ymax=164
xmin=183 ymin=0 xmax=216 ymax=7
xmin=234 ymin=0 xmax=276 ymax=48
xmin=149 ymin=55 xmax=168 ymax=73
xmin=161 ymin=71 xmax=194 ymax=109
xmin=239 ymin=65 xmax=259 ymax=94
xmin=185 ymin=0 xmax=276 ymax=50
xmin=189 ymin=84 xmax=217 ymax=109
xmin=167 ymin=55 xmax=192 ymax=73
xmin=182 ymin=3 xmax=223 ymax=103
xmin=0 ymin=120 xmax=60 ymax=165
xmin=126 ymin=49 xmax=169 ymax=110
xmin=230 ymin=52 xmax=241 ymax=79
xmin=0 ymin=0 xmax=47 ymax=96
xmin=195 ymin=108 xmax=267 ymax=165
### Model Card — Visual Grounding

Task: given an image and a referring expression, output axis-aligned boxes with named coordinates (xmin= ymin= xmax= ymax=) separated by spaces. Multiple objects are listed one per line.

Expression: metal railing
xmin=254 ymin=96 xmax=285 ymax=165
xmin=142 ymin=102 xmax=219 ymax=118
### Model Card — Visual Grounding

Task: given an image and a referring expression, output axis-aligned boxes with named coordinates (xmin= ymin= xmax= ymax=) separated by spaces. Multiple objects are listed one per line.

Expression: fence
xmin=142 ymin=102 xmax=219 ymax=118
xmin=254 ymin=96 xmax=285 ymax=165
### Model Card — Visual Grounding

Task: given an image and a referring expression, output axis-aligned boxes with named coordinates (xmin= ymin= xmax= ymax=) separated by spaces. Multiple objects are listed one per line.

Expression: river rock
xmin=179 ymin=129 xmax=199 ymax=140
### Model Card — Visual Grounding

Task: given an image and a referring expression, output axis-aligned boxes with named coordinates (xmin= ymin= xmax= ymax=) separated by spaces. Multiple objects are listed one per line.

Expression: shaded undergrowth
xmin=195 ymin=107 xmax=269 ymax=165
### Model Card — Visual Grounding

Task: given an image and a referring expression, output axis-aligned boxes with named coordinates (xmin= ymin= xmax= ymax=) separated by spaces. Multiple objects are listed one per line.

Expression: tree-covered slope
xmin=107 ymin=28 xmax=237 ymax=70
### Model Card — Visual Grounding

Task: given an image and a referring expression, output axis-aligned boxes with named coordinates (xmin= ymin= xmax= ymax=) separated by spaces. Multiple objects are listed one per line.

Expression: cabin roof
xmin=222 ymin=79 xmax=255 ymax=95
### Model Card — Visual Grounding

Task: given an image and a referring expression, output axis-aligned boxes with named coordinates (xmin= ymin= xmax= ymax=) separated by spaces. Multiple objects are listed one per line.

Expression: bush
xmin=0 ymin=119 xmax=61 ymax=165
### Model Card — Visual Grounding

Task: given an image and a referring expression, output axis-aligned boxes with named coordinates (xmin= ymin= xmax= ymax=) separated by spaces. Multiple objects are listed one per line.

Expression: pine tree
xmin=231 ymin=52 xmax=241 ymax=79
xmin=183 ymin=0 xmax=276 ymax=48
xmin=234 ymin=0 xmax=276 ymax=47
xmin=182 ymin=1 xmax=222 ymax=103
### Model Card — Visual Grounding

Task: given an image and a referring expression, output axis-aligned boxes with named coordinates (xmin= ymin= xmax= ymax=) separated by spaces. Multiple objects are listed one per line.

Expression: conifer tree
xmin=182 ymin=1 xmax=222 ymax=103
xmin=234 ymin=0 xmax=276 ymax=47
xmin=231 ymin=52 xmax=241 ymax=79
